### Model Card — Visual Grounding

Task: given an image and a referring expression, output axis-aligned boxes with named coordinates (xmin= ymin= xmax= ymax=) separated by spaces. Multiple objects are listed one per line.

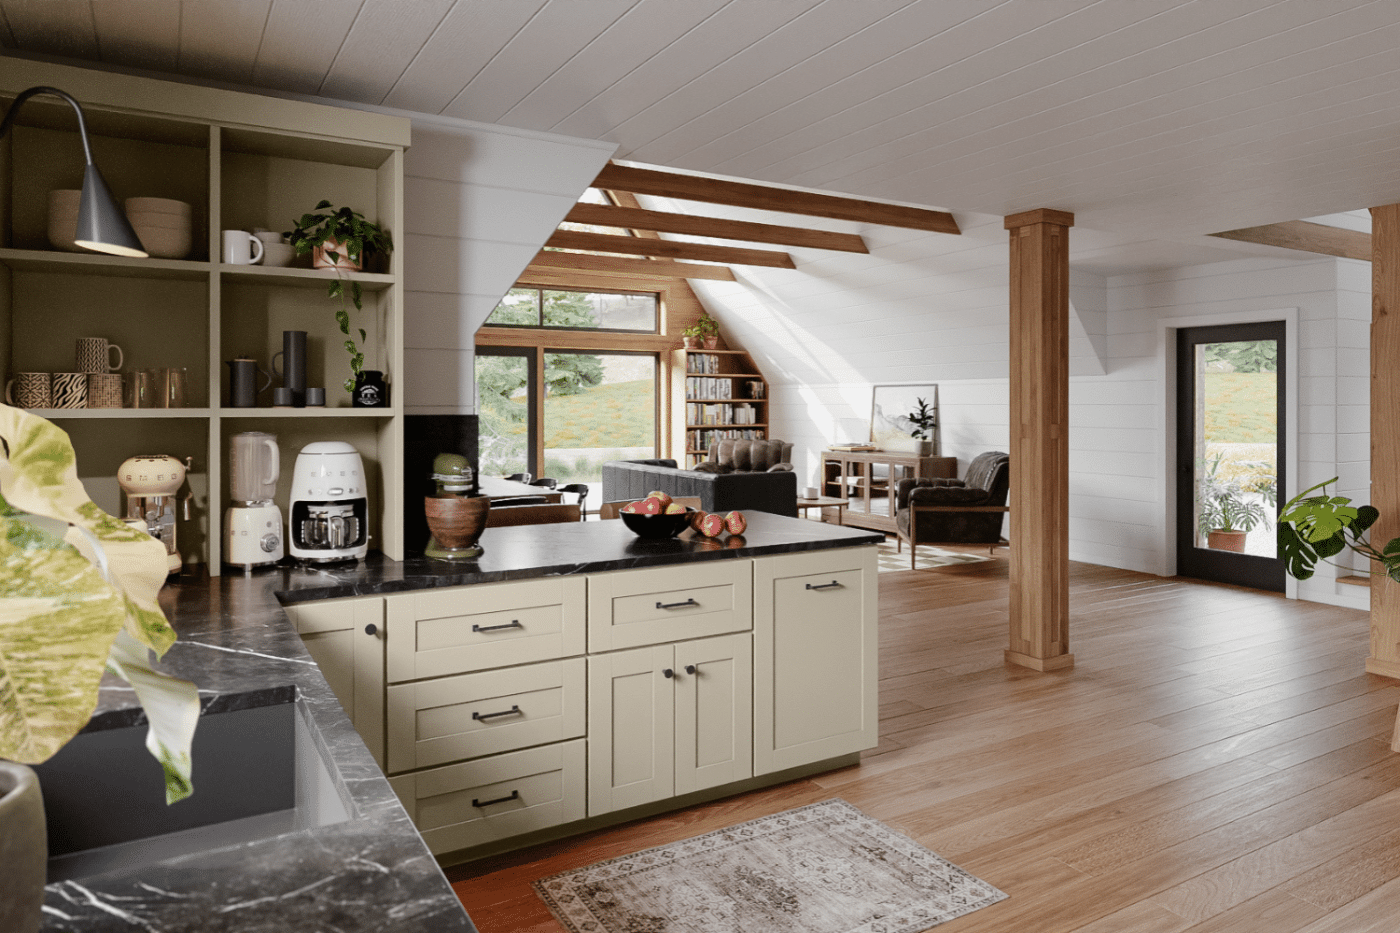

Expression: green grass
xmin=544 ymin=379 xmax=654 ymax=448
xmin=1203 ymin=372 xmax=1276 ymax=444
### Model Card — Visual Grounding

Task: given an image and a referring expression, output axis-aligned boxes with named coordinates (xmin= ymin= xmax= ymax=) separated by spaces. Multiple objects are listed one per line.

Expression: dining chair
xmin=485 ymin=503 xmax=582 ymax=527
xmin=530 ymin=477 xmax=558 ymax=489
xmin=505 ymin=472 xmax=532 ymax=483
xmin=559 ymin=483 xmax=589 ymax=519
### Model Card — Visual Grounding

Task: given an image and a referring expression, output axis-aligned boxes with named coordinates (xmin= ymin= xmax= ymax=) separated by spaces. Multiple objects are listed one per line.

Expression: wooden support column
xmin=1004 ymin=209 xmax=1075 ymax=672
xmin=1369 ymin=204 xmax=1400 ymax=682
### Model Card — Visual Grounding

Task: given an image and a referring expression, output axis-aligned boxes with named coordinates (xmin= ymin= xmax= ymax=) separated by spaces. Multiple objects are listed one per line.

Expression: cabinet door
xmin=674 ymin=633 xmax=752 ymax=796
xmin=587 ymin=644 xmax=674 ymax=816
xmin=284 ymin=596 xmax=386 ymax=769
xmin=753 ymin=547 xmax=878 ymax=775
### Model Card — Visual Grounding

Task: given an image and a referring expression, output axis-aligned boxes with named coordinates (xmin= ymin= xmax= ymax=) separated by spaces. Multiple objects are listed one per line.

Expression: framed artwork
xmin=870 ymin=384 xmax=939 ymax=453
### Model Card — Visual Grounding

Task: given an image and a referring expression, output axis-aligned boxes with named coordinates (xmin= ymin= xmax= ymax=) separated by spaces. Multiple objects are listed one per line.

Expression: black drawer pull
xmin=656 ymin=598 xmax=698 ymax=610
xmin=806 ymin=580 xmax=842 ymax=591
xmin=473 ymin=620 xmax=523 ymax=633
xmin=472 ymin=790 xmax=520 ymax=808
xmin=472 ymin=705 xmax=522 ymax=722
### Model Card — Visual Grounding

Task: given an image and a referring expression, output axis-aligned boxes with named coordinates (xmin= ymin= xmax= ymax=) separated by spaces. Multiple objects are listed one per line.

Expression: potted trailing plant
xmin=0 ymin=405 xmax=200 ymax=932
xmin=905 ymin=396 xmax=937 ymax=456
xmin=682 ymin=313 xmax=721 ymax=350
xmin=1277 ymin=477 xmax=1400 ymax=581
xmin=286 ymin=201 xmax=394 ymax=396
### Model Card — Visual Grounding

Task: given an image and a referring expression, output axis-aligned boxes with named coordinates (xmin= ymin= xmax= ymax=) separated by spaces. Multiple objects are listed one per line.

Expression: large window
xmin=485 ymin=287 xmax=658 ymax=333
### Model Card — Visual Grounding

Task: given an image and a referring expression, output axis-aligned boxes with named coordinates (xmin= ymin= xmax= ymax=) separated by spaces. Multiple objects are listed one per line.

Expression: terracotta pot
xmin=682 ymin=336 xmax=702 ymax=349
xmin=1207 ymin=529 xmax=1248 ymax=552
xmin=0 ymin=760 xmax=46 ymax=933
xmin=312 ymin=238 xmax=362 ymax=271
xmin=425 ymin=495 xmax=490 ymax=558
xmin=702 ymin=335 xmax=719 ymax=349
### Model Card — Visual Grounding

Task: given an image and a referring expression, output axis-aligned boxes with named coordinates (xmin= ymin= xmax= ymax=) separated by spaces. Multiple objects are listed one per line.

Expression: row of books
xmin=685 ymin=353 xmax=723 ymax=374
xmin=687 ymin=427 xmax=767 ymax=453
xmin=686 ymin=402 xmax=760 ymax=425
xmin=685 ymin=376 xmax=733 ymax=400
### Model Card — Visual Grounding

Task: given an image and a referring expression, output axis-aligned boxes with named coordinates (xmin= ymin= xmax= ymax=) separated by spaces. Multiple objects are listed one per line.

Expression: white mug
xmin=222 ymin=230 xmax=265 ymax=265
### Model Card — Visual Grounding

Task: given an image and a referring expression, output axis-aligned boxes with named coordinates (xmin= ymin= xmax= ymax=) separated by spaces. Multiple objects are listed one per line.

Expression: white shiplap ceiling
xmin=4 ymin=0 xmax=1400 ymax=247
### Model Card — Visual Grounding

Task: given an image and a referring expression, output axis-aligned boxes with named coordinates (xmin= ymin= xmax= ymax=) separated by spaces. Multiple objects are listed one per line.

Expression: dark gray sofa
xmin=602 ymin=458 xmax=799 ymax=517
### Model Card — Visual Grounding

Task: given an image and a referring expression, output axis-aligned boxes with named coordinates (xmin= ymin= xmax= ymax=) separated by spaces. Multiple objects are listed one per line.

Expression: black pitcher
xmin=227 ymin=358 xmax=271 ymax=408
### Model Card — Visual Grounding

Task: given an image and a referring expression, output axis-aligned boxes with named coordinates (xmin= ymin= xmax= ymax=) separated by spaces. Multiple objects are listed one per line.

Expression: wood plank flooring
xmin=446 ymin=556 xmax=1400 ymax=932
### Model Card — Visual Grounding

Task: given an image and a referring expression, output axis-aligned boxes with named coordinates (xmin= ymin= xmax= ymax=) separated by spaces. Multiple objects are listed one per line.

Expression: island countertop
xmin=41 ymin=513 xmax=880 ymax=931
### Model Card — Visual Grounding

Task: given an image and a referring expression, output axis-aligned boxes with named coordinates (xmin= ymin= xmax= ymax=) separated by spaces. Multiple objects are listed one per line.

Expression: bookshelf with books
xmin=671 ymin=349 xmax=769 ymax=468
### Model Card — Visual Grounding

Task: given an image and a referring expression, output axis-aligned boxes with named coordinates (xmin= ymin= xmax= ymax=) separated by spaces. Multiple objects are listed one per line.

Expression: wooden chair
xmin=599 ymin=497 xmax=702 ymax=519
xmin=485 ymin=503 xmax=581 ymax=527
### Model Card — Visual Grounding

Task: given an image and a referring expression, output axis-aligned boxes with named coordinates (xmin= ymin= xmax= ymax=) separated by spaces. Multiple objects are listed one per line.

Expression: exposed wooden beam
xmin=1209 ymin=220 xmax=1371 ymax=261
xmin=1004 ymin=207 xmax=1074 ymax=673
xmin=545 ymin=230 xmax=795 ymax=269
xmin=566 ymin=202 xmax=869 ymax=253
xmin=527 ymin=251 xmax=736 ymax=282
xmin=594 ymin=162 xmax=960 ymax=235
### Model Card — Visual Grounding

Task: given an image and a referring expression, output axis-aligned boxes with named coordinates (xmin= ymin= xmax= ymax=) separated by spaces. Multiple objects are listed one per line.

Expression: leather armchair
xmin=895 ymin=451 xmax=1010 ymax=567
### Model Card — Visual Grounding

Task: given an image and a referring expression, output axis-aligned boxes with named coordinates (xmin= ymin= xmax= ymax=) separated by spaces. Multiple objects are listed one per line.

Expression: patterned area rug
xmin=875 ymin=536 xmax=996 ymax=573
xmin=533 ymin=799 xmax=1008 ymax=933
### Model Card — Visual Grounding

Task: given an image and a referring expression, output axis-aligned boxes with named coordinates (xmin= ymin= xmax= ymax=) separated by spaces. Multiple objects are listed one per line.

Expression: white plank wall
xmin=400 ymin=120 xmax=614 ymax=414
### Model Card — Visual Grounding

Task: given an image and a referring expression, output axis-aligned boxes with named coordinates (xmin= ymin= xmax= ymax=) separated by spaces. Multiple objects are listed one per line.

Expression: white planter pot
xmin=0 ymin=760 xmax=46 ymax=933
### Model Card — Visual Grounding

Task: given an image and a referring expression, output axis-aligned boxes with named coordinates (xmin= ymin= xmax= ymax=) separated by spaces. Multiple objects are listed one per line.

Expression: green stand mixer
xmin=423 ymin=453 xmax=490 ymax=560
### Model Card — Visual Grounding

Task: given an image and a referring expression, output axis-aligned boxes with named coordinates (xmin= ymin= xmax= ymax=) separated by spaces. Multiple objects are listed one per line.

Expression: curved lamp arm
xmin=0 ymin=85 xmax=147 ymax=257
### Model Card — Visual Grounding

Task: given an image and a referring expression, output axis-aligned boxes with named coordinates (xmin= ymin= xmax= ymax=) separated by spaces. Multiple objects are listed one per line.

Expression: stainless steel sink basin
xmin=33 ymin=696 xmax=350 ymax=882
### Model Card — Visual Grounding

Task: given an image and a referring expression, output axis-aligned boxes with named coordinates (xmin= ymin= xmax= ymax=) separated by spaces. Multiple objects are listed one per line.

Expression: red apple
xmin=619 ymin=501 xmax=640 ymax=514
xmin=646 ymin=490 xmax=673 ymax=509
xmin=634 ymin=497 xmax=663 ymax=516
xmin=699 ymin=513 xmax=726 ymax=538
xmin=688 ymin=510 xmax=709 ymax=533
xmin=665 ymin=503 xmax=688 ymax=514
xmin=724 ymin=511 xmax=747 ymax=535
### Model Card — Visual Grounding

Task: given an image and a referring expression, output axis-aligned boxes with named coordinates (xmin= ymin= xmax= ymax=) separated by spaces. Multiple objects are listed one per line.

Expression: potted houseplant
xmin=682 ymin=313 xmax=721 ymax=350
xmin=1277 ymin=477 xmax=1400 ymax=581
xmin=286 ymin=201 xmax=394 ymax=396
xmin=0 ymin=405 xmax=199 ymax=932
xmin=1196 ymin=454 xmax=1272 ymax=551
xmin=905 ymin=396 xmax=937 ymax=456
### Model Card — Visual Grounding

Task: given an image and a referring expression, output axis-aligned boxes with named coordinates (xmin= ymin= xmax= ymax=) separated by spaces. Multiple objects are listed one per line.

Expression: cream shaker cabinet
xmin=587 ymin=632 xmax=752 ymax=817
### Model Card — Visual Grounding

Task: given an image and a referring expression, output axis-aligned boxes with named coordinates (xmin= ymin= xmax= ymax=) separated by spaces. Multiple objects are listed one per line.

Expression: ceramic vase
xmin=702 ymin=336 xmax=719 ymax=349
xmin=424 ymin=496 xmax=490 ymax=559
xmin=0 ymin=760 xmax=47 ymax=933
xmin=312 ymin=238 xmax=362 ymax=271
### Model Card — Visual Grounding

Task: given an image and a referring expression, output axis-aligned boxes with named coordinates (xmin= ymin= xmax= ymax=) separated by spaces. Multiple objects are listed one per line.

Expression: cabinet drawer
xmin=386 ymin=577 xmax=585 ymax=682
xmin=387 ymin=658 xmax=585 ymax=773
xmin=389 ymin=739 xmax=586 ymax=856
xmin=588 ymin=561 xmax=752 ymax=651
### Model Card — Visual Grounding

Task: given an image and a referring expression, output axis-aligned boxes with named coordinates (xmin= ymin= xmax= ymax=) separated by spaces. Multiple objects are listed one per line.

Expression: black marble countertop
xmin=40 ymin=513 xmax=880 ymax=931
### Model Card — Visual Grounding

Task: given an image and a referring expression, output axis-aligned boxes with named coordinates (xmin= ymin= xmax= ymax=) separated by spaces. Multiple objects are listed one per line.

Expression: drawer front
xmin=588 ymin=560 xmax=752 ymax=651
xmin=387 ymin=658 xmax=585 ymax=773
xmin=389 ymin=739 xmax=586 ymax=856
xmin=386 ymin=576 xmax=586 ymax=682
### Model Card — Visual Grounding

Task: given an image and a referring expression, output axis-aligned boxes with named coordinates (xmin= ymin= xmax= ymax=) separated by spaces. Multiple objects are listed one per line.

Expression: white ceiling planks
xmin=252 ymin=0 xmax=366 ymax=97
xmin=176 ymin=1 xmax=271 ymax=85
xmin=90 ymin=1 xmax=182 ymax=74
xmin=1 ymin=0 xmax=97 ymax=61
xmin=318 ymin=0 xmax=454 ymax=104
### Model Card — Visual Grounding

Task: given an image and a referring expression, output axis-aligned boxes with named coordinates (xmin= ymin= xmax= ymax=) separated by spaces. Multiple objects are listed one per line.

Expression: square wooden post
xmin=1369 ymin=204 xmax=1400 ymax=680
xmin=1004 ymin=208 xmax=1075 ymax=672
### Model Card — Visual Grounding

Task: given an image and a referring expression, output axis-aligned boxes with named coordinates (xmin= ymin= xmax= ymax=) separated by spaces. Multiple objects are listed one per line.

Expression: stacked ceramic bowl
xmin=124 ymin=197 xmax=193 ymax=259
xmin=46 ymin=189 xmax=83 ymax=251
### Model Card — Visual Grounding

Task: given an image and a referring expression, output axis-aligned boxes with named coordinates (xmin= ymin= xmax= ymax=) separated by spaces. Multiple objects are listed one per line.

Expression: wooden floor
xmin=447 ymin=556 xmax=1400 ymax=933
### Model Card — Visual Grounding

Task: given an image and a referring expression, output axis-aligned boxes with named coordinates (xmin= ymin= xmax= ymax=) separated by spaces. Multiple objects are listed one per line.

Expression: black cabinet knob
xmin=364 ymin=623 xmax=378 ymax=636
xmin=663 ymin=668 xmax=674 ymax=679
xmin=685 ymin=664 xmax=697 ymax=675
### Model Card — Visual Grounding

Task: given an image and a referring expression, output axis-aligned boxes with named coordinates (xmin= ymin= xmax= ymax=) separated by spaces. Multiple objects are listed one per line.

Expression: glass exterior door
xmin=1176 ymin=322 xmax=1285 ymax=591
xmin=543 ymin=351 xmax=656 ymax=489
xmin=474 ymin=349 xmax=535 ymax=479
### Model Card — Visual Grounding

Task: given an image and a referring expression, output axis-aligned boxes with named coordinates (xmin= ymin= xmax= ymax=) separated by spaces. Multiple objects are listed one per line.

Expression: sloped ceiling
xmin=4 ymin=0 xmax=1400 ymax=245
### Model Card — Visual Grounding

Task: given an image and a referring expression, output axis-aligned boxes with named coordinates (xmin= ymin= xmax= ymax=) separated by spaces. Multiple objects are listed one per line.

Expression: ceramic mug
xmin=222 ymin=230 xmax=265 ymax=265
xmin=51 ymin=372 xmax=88 ymax=409
xmin=86 ymin=373 xmax=123 ymax=409
xmin=5 ymin=372 xmax=51 ymax=408
xmin=75 ymin=336 xmax=124 ymax=374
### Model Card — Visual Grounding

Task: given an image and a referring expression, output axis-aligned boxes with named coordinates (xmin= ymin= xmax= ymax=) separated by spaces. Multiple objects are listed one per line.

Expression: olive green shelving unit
xmin=0 ymin=58 xmax=409 ymax=573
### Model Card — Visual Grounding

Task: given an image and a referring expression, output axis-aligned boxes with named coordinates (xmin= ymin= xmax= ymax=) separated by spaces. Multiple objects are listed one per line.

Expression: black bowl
xmin=621 ymin=507 xmax=695 ymax=539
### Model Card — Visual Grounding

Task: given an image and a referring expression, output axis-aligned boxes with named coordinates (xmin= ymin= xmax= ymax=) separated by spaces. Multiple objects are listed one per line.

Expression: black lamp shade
xmin=75 ymin=164 xmax=147 ymax=258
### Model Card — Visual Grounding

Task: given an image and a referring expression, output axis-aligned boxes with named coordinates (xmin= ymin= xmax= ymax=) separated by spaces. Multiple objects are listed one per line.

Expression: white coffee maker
xmin=289 ymin=441 xmax=368 ymax=562
xmin=224 ymin=431 xmax=283 ymax=570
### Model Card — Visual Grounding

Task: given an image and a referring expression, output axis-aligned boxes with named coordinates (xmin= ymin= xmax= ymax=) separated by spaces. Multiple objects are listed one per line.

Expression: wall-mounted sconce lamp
xmin=0 ymin=85 xmax=147 ymax=258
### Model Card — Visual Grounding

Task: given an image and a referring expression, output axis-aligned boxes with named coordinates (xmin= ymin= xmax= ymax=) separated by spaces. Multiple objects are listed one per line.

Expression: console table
xmin=821 ymin=450 xmax=957 ymax=533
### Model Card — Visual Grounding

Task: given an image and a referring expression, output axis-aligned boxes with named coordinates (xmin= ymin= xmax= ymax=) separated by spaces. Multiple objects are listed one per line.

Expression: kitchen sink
xmin=33 ymin=696 xmax=351 ymax=883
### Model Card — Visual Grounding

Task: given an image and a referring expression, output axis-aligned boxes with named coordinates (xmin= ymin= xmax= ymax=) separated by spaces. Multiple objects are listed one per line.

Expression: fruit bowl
xmin=621 ymin=507 xmax=695 ymax=539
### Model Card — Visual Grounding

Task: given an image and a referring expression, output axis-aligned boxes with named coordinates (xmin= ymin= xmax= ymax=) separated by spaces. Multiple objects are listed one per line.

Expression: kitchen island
xmin=40 ymin=512 xmax=880 ymax=932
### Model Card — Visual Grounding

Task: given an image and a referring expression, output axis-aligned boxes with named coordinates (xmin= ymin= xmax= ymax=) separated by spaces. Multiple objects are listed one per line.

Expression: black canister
xmin=273 ymin=330 xmax=307 ymax=407
xmin=227 ymin=358 xmax=270 ymax=407
xmin=352 ymin=370 xmax=388 ymax=407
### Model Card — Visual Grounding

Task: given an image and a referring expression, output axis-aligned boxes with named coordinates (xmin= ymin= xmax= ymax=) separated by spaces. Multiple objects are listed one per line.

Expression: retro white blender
xmin=224 ymin=431 xmax=284 ymax=570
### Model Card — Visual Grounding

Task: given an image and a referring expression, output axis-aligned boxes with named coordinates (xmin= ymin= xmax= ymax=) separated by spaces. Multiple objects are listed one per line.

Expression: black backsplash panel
xmin=403 ymin=414 xmax=478 ymax=556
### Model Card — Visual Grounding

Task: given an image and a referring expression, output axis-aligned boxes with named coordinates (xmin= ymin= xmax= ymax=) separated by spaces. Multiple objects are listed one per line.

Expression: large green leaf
xmin=0 ymin=405 xmax=197 ymax=802
xmin=1278 ymin=522 xmax=1320 ymax=580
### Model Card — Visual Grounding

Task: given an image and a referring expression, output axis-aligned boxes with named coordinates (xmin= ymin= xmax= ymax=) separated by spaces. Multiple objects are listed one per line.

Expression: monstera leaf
xmin=0 ymin=405 xmax=198 ymax=803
